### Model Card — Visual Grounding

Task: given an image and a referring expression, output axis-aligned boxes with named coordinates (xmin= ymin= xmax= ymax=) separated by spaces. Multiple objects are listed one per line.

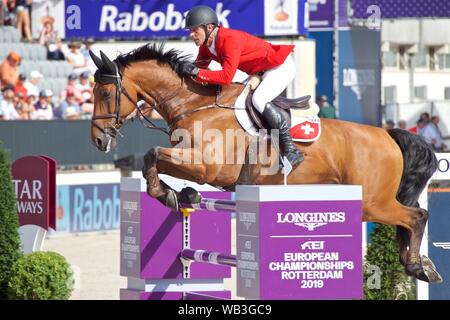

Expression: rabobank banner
xmin=54 ymin=183 xmax=120 ymax=234
xmin=65 ymin=0 xmax=308 ymax=39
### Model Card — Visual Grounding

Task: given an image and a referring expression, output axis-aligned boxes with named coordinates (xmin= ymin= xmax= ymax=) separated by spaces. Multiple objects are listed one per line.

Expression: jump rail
xmin=181 ymin=249 xmax=237 ymax=267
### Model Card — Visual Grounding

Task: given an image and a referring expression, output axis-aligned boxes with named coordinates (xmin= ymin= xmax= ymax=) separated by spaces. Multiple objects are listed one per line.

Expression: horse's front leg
xmin=142 ymin=146 xmax=210 ymax=211
xmin=141 ymin=147 xmax=178 ymax=210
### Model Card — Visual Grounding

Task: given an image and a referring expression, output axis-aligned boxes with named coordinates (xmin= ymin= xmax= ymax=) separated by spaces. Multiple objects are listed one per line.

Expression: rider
xmin=181 ymin=5 xmax=304 ymax=168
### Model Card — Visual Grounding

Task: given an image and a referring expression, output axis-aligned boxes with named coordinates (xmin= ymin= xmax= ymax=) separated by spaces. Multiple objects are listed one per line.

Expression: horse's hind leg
xmin=365 ymin=201 xmax=442 ymax=283
xmin=396 ymin=226 xmax=409 ymax=266
xmin=403 ymin=206 xmax=442 ymax=283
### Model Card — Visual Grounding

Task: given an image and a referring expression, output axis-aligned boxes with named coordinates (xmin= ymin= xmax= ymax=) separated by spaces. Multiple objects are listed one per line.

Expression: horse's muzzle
xmin=93 ymin=134 xmax=116 ymax=153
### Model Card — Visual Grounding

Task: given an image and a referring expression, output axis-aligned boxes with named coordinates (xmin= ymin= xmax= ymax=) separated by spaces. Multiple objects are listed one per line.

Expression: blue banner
xmin=351 ymin=0 xmax=450 ymax=19
xmin=65 ymin=0 xmax=308 ymax=39
xmin=428 ymin=189 xmax=450 ymax=300
xmin=338 ymin=29 xmax=381 ymax=126
xmin=309 ymin=31 xmax=333 ymax=103
xmin=54 ymin=184 xmax=120 ymax=234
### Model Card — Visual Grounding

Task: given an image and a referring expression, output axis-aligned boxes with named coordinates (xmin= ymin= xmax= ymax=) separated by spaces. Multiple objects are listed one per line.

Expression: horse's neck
xmin=136 ymin=65 xmax=243 ymax=125
xmin=155 ymin=79 xmax=244 ymax=127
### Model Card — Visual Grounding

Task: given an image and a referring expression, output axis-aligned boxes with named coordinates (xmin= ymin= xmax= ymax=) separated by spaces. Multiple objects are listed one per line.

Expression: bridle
xmin=91 ymin=60 xmax=173 ymax=138
xmin=92 ymin=59 xmax=235 ymax=139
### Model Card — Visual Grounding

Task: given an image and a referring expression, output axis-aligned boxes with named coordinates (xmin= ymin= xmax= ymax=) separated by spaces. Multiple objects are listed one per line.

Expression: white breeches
xmin=251 ymin=54 xmax=296 ymax=113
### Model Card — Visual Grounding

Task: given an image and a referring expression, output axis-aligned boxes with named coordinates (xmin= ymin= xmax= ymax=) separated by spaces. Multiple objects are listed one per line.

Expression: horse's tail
xmin=388 ymin=128 xmax=438 ymax=206
xmin=387 ymin=128 xmax=438 ymax=256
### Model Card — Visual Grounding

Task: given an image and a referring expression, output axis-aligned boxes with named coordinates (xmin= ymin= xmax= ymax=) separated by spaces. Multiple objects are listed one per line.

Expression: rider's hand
xmin=180 ymin=62 xmax=199 ymax=77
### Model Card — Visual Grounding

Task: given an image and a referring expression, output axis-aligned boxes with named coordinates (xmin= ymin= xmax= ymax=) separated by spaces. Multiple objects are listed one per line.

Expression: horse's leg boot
xmin=179 ymin=186 xmax=202 ymax=204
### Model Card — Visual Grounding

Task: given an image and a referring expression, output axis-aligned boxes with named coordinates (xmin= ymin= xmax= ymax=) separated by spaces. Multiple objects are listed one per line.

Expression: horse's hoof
xmin=406 ymin=260 xmax=443 ymax=283
xmin=155 ymin=189 xmax=179 ymax=212
xmin=406 ymin=263 xmax=429 ymax=282
xmin=422 ymin=255 xmax=443 ymax=283
xmin=179 ymin=187 xmax=202 ymax=204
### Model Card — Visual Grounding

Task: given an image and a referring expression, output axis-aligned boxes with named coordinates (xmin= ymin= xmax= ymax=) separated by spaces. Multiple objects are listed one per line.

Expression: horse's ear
xmin=89 ymin=50 xmax=104 ymax=70
xmin=100 ymin=50 xmax=116 ymax=74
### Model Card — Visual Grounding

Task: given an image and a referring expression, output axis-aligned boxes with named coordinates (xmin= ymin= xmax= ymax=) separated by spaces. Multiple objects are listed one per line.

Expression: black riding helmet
xmin=185 ymin=6 xmax=219 ymax=46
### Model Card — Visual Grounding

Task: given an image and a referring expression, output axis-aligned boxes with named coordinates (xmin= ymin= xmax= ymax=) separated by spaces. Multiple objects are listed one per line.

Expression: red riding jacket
xmin=194 ymin=27 xmax=295 ymax=85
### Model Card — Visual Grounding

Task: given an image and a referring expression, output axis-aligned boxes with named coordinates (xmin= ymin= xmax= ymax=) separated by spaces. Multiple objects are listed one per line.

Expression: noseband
xmin=91 ymin=62 xmax=135 ymax=138
xmin=91 ymin=61 xmax=171 ymax=138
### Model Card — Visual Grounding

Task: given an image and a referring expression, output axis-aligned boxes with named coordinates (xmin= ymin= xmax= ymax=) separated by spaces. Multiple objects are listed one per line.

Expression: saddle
xmin=244 ymin=76 xmax=316 ymax=134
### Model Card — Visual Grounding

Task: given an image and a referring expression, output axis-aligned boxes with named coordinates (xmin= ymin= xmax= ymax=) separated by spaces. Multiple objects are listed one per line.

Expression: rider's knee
xmin=251 ymin=93 xmax=266 ymax=113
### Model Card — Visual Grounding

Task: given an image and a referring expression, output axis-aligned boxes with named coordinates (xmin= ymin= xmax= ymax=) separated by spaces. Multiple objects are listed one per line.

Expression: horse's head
xmin=89 ymin=50 xmax=139 ymax=152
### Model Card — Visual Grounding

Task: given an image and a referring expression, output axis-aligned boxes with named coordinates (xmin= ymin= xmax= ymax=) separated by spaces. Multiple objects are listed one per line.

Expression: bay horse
xmin=89 ymin=43 xmax=441 ymax=284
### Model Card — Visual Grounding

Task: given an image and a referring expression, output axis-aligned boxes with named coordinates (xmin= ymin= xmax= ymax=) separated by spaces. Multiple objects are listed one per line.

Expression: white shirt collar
xmin=208 ymin=29 xmax=218 ymax=56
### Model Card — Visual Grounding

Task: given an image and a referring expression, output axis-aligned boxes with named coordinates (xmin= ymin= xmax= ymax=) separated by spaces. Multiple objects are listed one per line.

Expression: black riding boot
xmin=262 ymin=102 xmax=304 ymax=168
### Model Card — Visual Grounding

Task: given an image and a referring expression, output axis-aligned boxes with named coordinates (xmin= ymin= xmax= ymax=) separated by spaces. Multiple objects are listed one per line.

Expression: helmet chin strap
xmin=202 ymin=25 xmax=217 ymax=46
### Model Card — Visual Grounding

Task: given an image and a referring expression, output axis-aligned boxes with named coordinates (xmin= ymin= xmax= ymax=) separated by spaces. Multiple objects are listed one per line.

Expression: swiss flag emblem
xmin=290 ymin=116 xmax=321 ymax=142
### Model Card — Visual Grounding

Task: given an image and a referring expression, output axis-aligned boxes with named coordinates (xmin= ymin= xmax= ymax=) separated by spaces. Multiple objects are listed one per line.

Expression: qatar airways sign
xmin=12 ymin=156 xmax=56 ymax=230
xmin=65 ymin=0 xmax=308 ymax=39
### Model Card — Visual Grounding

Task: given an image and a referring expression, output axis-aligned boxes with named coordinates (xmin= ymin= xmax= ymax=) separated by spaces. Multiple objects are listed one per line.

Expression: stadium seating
xmin=0 ymin=26 xmax=74 ymax=104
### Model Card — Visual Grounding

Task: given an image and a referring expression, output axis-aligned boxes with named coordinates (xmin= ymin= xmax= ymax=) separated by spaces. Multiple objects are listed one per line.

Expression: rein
xmin=168 ymin=85 xmax=235 ymax=132
xmin=93 ymin=62 xmax=235 ymax=138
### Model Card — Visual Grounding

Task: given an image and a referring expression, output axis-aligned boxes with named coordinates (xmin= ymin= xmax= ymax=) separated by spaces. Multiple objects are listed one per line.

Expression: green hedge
xmin=364 ymin=223 xmax=415 ymax=300
xmin=0 ymin=144 xmax=22 ymax=300
xmin=8 ymin=251 xmax=74 ymax=300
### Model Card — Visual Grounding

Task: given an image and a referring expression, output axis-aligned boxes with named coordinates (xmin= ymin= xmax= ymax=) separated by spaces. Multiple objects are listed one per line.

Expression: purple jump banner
xmin=120 ymin=177 xmax=363 ymax=300
xmin=120 ymin=176 xmax=232 ymax=300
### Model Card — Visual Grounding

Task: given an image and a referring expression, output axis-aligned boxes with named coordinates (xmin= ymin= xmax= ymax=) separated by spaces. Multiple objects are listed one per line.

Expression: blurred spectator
xmin=3 ymin=0 xmax=16 ymax=26
xmin=60 ymin=73 xmax=83 ymax=104
xmin=39 ymin=15 xmax=65 ymax=60
xmin=81 ymin=38 xmax=97 ymax=74
xmin=63 ymin=106 xmax=81 ymax=120
xmin=430 ymin=116 xmax=447 ymax=151
xmin=317 ymin=95 xmax=336 ymax=119
xmin=15 ymin=0 xmax=32 ymax=42
xmin=27 ymin=92 xmax=36 ymax=109
xmin=76 ymin=71 xmax=94 ymax=117
xmin=24 ymin=70 xmax=43 ymax=97
xmin=0 ymin=51 xmax=21 ymax=89
xmin=431 ymin=116 xmax=442 ymax=134
xmin=409 ymin=118 xmax=426 ymax=134
xmin=14 ymin=91 xmax=34 ymax=119
xmin=14 ymin=73 xmax=27 ymax=100
xmin=420 ymin=121 xmax=443 ymax=151
xmin=44 ymin=89 xmax=54 ymax=109
xmin=384 ymin=119 xmax=395 ymax=130
xmin=76 ymin=71 xmax=93 ymax=101
xmin=0 ymin=0 xmax=4 ymax=26
xmin=0 ymin=85 xmax=21 ymax=120
xmin=67 ymin=41 xmax=88 ymax=75
xmin=420 ymin=112 xmax=430 ymax=124
xmin=31 ymin=89 xmax=53 ymax=120
xmin=55 ymin=88 xmax=81 ymax=119
xmin=397 ymin=120 xmax=407 ymax=130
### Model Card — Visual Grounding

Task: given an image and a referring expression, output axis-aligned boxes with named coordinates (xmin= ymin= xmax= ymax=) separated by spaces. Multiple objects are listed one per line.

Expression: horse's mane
xmin=115 ymin=42 xmax=192 ymax=78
